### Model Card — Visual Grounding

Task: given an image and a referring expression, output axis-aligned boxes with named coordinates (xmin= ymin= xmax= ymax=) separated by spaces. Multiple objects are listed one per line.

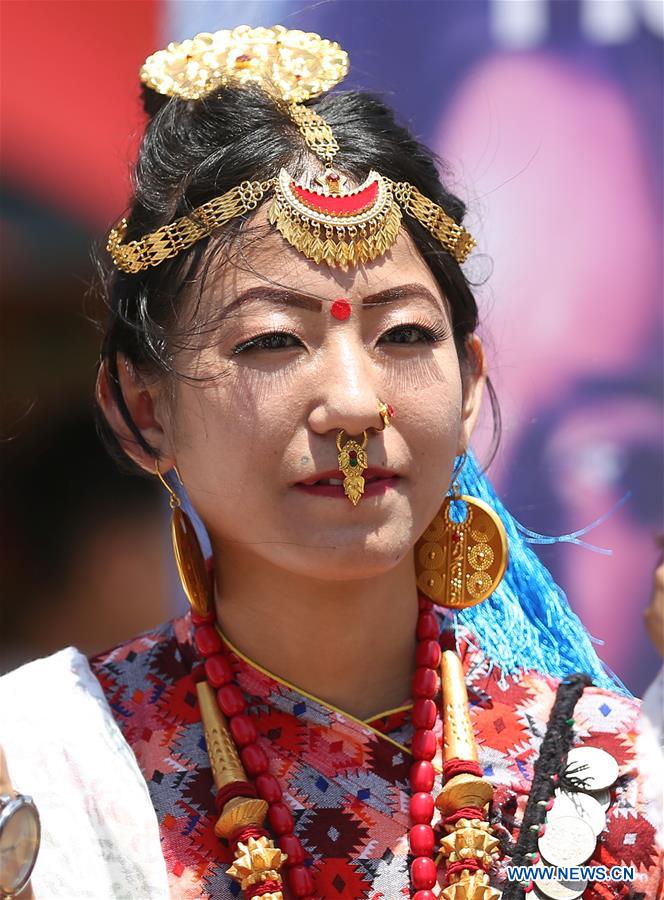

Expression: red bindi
xmin=330 ymin=298 xmax=352 ymax=320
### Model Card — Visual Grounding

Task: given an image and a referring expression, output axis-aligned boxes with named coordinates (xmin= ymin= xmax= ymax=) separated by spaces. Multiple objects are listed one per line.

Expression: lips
xmin=296 ymin=467 xmax=399 ymax=486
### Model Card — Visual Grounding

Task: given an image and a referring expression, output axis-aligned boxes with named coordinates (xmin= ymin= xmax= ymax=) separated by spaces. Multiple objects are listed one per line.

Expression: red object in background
xmin=0 ymin=0 xmax=158 ymax=229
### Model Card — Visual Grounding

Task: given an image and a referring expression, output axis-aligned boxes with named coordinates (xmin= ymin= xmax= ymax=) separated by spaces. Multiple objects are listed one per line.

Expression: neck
xmin=212 ymin=549 xmax=419 ymax=721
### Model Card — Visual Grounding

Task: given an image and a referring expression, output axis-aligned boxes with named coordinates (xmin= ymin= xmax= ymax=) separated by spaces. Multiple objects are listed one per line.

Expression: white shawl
xmin=0 ymin=647 xmax=169 ymax=899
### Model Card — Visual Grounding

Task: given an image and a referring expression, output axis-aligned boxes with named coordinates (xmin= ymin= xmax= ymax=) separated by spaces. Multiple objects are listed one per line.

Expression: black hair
xmin=92 ymin=81 xmax=501 ymax=474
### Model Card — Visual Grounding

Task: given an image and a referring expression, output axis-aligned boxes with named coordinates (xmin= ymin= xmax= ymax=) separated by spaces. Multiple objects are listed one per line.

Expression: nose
xmin=308 ymin=335 xmax=384 ymax=438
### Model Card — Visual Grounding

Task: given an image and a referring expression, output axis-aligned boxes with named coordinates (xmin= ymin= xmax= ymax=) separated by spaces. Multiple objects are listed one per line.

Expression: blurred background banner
xmin=1 ymin=0 xmax=662 ymax=693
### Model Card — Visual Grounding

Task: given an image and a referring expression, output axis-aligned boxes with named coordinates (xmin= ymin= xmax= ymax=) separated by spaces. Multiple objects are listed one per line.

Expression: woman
xmin=0 ymin=25 xmax=661 ymax=900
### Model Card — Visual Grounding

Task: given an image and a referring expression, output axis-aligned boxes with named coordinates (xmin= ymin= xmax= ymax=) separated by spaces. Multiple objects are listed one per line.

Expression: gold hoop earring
xmin=414 ymin=453 xmax=508 ymax=608
xmin=336 ymin=429 xmax=368 ymax=506
xmin=155 ymin=459 xmax=212 ymax=619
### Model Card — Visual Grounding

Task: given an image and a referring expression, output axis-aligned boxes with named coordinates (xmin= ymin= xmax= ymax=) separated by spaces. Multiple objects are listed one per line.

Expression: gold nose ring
xmin=377 ymin=399 xmax=395 ymax=430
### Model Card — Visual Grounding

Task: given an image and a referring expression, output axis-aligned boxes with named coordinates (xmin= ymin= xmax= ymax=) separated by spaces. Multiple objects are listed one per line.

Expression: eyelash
xmin=231 ymin=319 xmax=449 ymax=354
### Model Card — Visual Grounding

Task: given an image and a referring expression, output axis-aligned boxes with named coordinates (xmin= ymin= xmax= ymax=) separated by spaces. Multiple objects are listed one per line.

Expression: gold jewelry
xmin=377 ymin=399 xmax=395 ymax=430
xmin=286 ymin=102 xmax=340 ymax=165
xmin=140 ymin=25 xmax=349 ymax=104
xmin=108 ymin=180 xmax=272 ymax=275
xmin=268 ymin=168 xmax=402 ymax=268
xmin=414 ymin=455 xmax=508 ymax=608
xmin=336 ymin=429 xmax=369 ymax=506
xmin=437 ymin=650 xmax=500 ymax=900
xmin=390 ymin=180 xmax=477 ymax=265
xmin=107 ymin=25 xmax=476 ymax=274
xmin=154 ymin=459 xmax=212 ymax=618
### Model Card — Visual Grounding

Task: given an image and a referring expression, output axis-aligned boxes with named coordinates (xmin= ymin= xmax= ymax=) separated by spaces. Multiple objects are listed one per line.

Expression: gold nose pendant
xmin=336 ymin=430 xmax=369 ymax=505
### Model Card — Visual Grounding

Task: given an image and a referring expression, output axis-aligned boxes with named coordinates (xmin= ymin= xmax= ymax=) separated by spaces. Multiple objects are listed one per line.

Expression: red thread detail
xmin=443 ymin=806 xmax=485 ymax=826
xmin=446 ymin=858 xmax=483 ymax=881
xmin=443 ymin=758 xmax=483 ymax=780
xmin=248 ymin=880 xmax=283 ymax=898
xmin=214 ymin=781 xmax=256 ymax=812
xmin=230 ymin=824 xmax=268 ymax=852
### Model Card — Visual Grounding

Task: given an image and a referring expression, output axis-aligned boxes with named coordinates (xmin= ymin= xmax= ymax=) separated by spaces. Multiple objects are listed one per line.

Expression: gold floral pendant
xmin=336 ymin=430 xmax=369 ymax=505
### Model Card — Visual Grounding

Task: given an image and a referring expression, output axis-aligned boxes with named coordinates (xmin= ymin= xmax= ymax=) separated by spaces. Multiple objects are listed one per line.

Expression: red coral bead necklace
xmin=191 ymin=593 xmax=444 ymax=899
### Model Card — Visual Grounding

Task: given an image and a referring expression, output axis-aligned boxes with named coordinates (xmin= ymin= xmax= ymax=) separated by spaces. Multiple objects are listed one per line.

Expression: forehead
xmin=201 ymin=202 xmax=444 ymax=306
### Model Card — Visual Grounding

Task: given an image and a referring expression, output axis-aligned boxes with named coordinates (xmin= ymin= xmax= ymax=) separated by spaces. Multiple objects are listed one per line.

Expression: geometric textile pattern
xmin=90 ymin=608 xmax=663 ymax=899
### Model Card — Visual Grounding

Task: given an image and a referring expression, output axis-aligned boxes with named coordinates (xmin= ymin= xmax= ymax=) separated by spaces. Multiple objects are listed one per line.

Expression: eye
xmin=380 ymin=321 xmax=449 ymax=344
xmin=232 ymin=331 xmax=302 ymax=354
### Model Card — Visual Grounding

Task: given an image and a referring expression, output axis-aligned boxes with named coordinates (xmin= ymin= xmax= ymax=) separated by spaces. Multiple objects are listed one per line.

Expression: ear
xmin=457 ymin=334 xmax=487 ymax=455
xmin=95 ymin=353 xmax=176 ymax=475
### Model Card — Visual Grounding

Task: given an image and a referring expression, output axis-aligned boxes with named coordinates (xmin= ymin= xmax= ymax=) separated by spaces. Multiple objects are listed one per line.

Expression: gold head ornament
xmin=107 ymin=25 xmax=476 ymax=274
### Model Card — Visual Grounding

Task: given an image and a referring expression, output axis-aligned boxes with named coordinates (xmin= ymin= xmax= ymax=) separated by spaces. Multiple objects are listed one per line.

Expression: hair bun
xmin=140 ymin=82 xmax=171 ymax=119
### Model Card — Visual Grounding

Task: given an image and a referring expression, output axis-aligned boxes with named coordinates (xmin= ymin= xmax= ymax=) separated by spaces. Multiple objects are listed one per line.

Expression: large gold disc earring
xmin=336 ymin=429 xmax=369 ymax=505
xmin=414 ymin=456 xmax=508 ymax=608
xmin=154 ymin=459 xmax=212 ymax=619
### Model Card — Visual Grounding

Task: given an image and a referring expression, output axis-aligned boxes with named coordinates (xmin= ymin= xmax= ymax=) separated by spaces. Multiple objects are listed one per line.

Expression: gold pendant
xmin=268 ymin=167 xmax=401 ymax=269
xmin=414 ymin=494 xmax=508 ymax=608
xmin=336 ymin=430 xmax=368 ymax=505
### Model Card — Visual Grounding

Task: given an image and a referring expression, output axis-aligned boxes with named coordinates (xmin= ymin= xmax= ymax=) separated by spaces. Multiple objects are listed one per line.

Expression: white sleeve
xmin=0 ymin=647 xmax=170 ymax=899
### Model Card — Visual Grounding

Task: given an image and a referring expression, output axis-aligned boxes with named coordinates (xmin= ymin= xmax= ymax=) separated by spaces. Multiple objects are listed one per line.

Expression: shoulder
xmin=89 ymin=613 xmax=200 ymax=745
xmin=89 ymin=613 xmax=194 ymax=675
xmin=0 ymin=645 xmax=108 ymax=725
xmin=0 ymin=646 xmax=171 ymax=898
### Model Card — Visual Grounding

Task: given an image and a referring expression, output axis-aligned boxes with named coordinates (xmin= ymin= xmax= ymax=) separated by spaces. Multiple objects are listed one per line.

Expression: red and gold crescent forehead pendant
xmin=268 ymin=167 xmax=402 ymax=268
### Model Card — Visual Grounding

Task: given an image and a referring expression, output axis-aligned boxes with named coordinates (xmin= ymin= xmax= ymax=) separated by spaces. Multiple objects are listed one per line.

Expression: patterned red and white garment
xmin=1 ymin=600 xmax=662 ymax=898
xmin=86 ymin=602 xmax=663 ymax=899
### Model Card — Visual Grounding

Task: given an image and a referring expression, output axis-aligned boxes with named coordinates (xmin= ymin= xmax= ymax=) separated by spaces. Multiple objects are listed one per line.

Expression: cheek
xmin=171 ymin=379 xmax=291 ymax=507
xmin=400 ymin=355 xmax=463 ymax=493
xmin=389 ymin=345 xmax=463 ymax=433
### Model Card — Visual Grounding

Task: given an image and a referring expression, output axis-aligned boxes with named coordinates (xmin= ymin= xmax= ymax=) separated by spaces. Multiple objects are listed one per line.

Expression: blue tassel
xmin=454 ymin=451 xmax=630 ymax=696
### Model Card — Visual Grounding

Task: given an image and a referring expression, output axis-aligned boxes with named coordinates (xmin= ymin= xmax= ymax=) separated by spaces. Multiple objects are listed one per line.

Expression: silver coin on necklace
xmin=538 ymin=815 xmax=596 ymax=867
xmin=534 ymin=869 xmax=588 ymax=900
xmin=549 ymin=788 xmax=607 ymax=836
xmin=587 ymin=787 xmax=611 ymax=811
xmin=565 ymin=747 xmax=619 ymax=791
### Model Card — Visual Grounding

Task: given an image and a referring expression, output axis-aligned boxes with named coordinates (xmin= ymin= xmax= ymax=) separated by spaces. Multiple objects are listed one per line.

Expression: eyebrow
xmin=222 ymin=282 xmax=448 ymax=317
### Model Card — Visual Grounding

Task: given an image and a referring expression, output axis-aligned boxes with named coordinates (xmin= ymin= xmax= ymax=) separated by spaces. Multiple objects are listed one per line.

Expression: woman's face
xmin=151 ymin=209 xmax=483 ymax=581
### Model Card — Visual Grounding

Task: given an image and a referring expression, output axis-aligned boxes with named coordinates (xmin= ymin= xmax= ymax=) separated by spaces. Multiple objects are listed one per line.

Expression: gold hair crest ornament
xmin=140 ymin=25 xmax=349 ymax=103
xmin=108 ymin=25 xmax=476 ymax=274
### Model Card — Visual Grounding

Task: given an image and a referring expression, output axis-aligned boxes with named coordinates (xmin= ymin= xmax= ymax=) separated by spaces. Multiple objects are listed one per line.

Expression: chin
xmin=275 ymin=539 xmax=412 ymax=582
